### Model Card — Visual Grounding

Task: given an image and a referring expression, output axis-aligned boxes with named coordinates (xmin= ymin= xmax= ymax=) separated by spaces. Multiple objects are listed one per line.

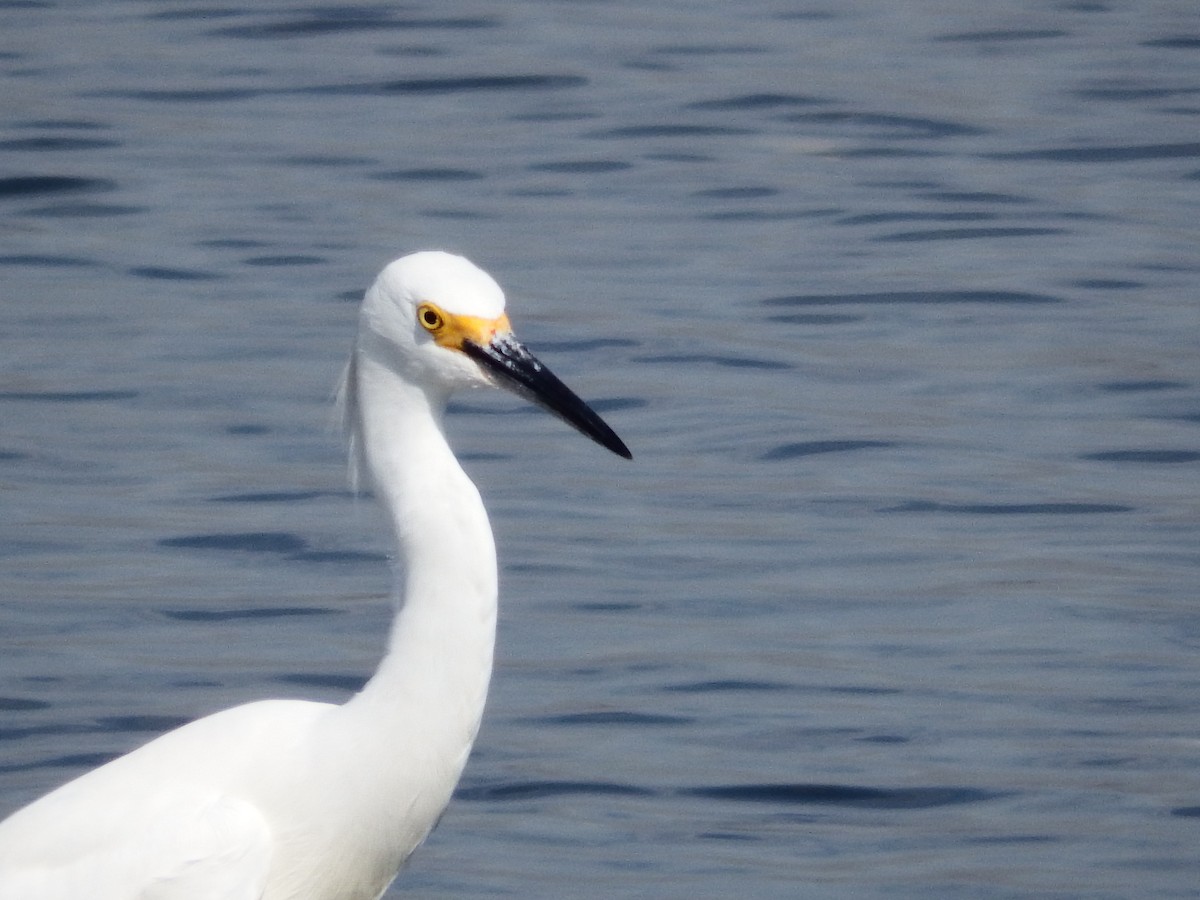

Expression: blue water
xmin=3 ymin=2 xmax=1200 ymax=897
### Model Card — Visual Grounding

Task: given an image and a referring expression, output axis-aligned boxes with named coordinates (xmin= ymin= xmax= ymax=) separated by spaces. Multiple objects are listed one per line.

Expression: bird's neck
xmin=335 ymin=349 xmax=497 ymax=792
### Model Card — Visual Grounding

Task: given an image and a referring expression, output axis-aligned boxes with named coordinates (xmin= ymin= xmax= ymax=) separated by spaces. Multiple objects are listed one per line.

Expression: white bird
xmin=0 ymin=251 xmax=630 ymax=899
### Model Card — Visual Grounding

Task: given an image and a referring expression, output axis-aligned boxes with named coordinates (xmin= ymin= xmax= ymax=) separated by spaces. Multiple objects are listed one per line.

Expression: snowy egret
xmin=0 ymin=251 xmax=630 ymax=898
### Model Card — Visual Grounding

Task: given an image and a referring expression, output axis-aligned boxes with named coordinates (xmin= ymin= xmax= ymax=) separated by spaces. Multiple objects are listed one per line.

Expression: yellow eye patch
xmin=417 ymin=302 xmax=511 ymax=351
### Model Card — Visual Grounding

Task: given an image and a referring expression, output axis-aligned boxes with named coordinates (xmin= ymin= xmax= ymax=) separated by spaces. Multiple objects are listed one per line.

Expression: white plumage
xmin=0 ymin=252 xmax=629 ymax=899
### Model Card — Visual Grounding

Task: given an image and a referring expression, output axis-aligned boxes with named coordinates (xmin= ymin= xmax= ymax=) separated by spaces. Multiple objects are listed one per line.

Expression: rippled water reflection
xmin=2 ymin=2 xmax=1199 ymax=897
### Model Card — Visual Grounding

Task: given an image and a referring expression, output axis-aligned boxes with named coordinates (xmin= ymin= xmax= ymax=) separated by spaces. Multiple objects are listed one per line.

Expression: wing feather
xmin=0 ymin=788 xmax=272 ymax=900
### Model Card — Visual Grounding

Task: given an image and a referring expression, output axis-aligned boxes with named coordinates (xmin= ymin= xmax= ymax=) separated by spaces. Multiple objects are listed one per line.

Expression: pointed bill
xmin=463 ymin=333 xmax=632 ymax=460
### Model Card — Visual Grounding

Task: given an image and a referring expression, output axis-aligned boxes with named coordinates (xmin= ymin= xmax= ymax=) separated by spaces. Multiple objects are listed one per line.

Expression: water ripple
xmin=934 ymin=29 xmax=1068 ymax=43
xmin=763 ymin=290 xmax=1063 ymax=307
xmin=96 ymin=715 xmax=188 ymax=734
xmin=277 ymin=673 xmax=367 ymax=693
xmin=782 ymin=111 xmax=983 ymax=139
xmin=0 ymin=136 xmax=119 ymax=151
xmin=456 ymin=780 xmax=653 ymax=802
xmin=128 ymin=266 xmax=221 ymax=281
xmin=163 ymin=607 xmax=336 ymax=622
xmin=0 ymin=697 xmax=50 ymax=713
xmin=873 ymin=226 xmax=1067 ymax=242
xmin=299 ymin=75 xmax=587 ymax=96
xmin=682 ymin=783 xmax=1003 ymax=809
xmin=370 ymin=168 xmax=485 ymax=181
xmin=1082 ymin=449 xmax=1200 ymax=463
xmin=0 ymin=753 xmax=117 ymax=775
xmin=0 ymin=254 xmax=99 ymax=268
xmin=0 ymin=175 xmax=115 ymax=198
xmin=210 ymin=13 xmax=498 ymax=40
xmin=26 ymin=202 xmax=142 ymax=218
xmin=529 ymin=160 xmax=633 ymax=174
xmin=635 ymin=353 xmax=790 ymax=371
xmin=0 ymin=390 xmax=137 ymax=402
xmin=159 ymin=532 xmax=308 ymax=554
xmin=882 ymin=501 xmax=1134 ymax=515
xmin=211 ymin=491 xmax=330 ymax=504
xmin=688 ymin=93 xmax=825 ymax=111
xmin=837 ymin=211 xmax=997 ymax=225
xmin=1098 ymin=380 xmax=1188 ymax=393
xmin=527 ymin=711 xmax=692 ymax=727
xmin=1143 ymin=37 xmax=1200 ymax=49
xmin=990 ymin=142 xmax=1200 ymax=162
xmin=663 ymin=680 xmax=791 ymax=693
xmin=589 ymin=124 xmax=751 ymax=139
xmin=762 ymin=440 xmax=896 ymax=460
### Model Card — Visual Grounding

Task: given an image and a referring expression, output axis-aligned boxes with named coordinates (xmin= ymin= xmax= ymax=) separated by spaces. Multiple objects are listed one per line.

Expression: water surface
xmin=2 ymin=3 xmax=1199 ymax=898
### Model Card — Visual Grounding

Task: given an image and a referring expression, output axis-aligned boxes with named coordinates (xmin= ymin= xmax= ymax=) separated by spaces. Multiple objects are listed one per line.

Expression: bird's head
xmin=358 ymin=251 xmax=630 ymax=459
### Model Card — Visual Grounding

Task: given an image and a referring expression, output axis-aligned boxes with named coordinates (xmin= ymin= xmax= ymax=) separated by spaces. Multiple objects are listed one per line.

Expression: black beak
xmin=463 ymin=333 xmax=632 ymax=460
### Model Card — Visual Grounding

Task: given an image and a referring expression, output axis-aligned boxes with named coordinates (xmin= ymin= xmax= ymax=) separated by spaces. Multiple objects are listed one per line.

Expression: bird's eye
xmin=417 ymin=304 xmax=444 ymax=332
